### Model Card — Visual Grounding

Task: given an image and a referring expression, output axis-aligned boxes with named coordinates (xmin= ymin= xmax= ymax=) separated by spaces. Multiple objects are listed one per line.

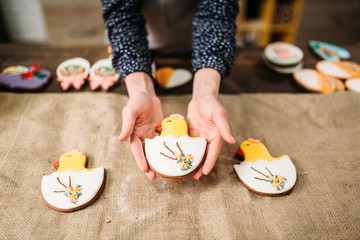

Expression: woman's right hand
xmin=118 ymin=72 xmax=164 ymax=180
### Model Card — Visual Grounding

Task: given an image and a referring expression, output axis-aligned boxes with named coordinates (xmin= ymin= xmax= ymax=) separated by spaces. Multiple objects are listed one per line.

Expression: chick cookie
xmin=234 ymin=139 xmax=297 ymax=196
xmin=41 ymin=150 xmax=105 ymax=212
xmin=144 ymin=114 xmax=207 ymax=179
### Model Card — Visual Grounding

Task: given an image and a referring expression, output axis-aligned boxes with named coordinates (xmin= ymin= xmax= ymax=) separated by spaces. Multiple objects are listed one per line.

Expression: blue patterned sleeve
xmin=101 ymin=0 xmax=152 ymax=81
xmin=192 ymin=0 xmax=239 ymax=79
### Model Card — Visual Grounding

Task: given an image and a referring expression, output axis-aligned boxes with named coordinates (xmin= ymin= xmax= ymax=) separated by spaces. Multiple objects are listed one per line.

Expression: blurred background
xmin=0 ymin=0 xmax=359 ymax=47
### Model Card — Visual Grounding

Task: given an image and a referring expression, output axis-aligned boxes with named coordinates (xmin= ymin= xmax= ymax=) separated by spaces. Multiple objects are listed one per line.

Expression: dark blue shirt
xmin=101 ymin=0 xmax=238 ymax=80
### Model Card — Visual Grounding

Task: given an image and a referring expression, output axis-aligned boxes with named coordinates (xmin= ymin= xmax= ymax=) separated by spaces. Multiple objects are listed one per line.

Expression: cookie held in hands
xmin=41 ymin=150 xmax=105 ymax=212
xmin=145 ymin=114 xmax=207 ymax=179
xmin=234 ymin=138 xmax=297 ymax=196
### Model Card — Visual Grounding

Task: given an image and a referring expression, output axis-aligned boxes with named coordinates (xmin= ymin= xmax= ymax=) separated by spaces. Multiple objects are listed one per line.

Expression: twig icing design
xmin=251 ymin=167 xmax=287 ymax=191
xmin=54 ymin=176 xmax=83 ymax=204
xmin=160 ymin=142 xmax=194 ymax=171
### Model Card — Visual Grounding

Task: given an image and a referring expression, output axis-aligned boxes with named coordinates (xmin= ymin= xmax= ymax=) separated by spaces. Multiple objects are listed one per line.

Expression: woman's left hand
xmin=187 ymin=68 xmax=236 ymax=180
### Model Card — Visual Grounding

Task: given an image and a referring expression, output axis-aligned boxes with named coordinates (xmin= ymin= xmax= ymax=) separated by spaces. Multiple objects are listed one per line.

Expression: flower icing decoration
xmin=72 ymin=149 xmax=84 ymax=155
xmin=160 ymin=142 xmax=193 ymax=171
xmin=176 ymin=153 xmax=193 ymax=171
xmin=251 ymin=167 xmax=287 ymax=191
xmin=54 ymin=176 xmax=83 ymax=204
xmin=64 ymin=185 xmax=83 ymax=204
xmin=169 ymin=114 xmax=184 ymax=120
xmin=248 ymin=138 xmax=260 ymax=143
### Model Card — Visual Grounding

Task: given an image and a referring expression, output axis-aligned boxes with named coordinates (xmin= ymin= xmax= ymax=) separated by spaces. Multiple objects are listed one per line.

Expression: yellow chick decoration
xmin=234 ymin=138 xmax=297 ymax=196
xmin=156 ymin=114 xmax=189 ymax=138
xmin=53 ymin=149 xmax=92 ymax=173
xmin=41 ymin=150 xmax=105 ymax=212
xmin=145 ymin=114 xmax=207 ymax=179
xmin=236 ymin=138 xmax=285 ymax=163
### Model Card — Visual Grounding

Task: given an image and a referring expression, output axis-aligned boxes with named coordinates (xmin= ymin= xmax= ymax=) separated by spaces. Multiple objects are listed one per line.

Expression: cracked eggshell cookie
xmin=234 ymin=138 xmax=297 ymax=196
xmin=145 ymin=114 xmax=207 ymax=179
xmin=41 ymin=150 xmax=105 ymax=212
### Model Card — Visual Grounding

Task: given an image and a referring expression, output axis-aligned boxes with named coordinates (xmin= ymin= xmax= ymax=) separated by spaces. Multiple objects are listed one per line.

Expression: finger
xmin=118 ymin=106 xmax=136 ymax=141
xmin=213 ymin=111 xmax=236 ymax=144
xmin=193 ymin=165 xmax=203 ymax=180
xmin=129 ymin=135 xmax=149 ymax=173
xmin=146 ymin=169 xmax=156 ymax=180
xmin=202 ymin=136 xmax=223 ymax=175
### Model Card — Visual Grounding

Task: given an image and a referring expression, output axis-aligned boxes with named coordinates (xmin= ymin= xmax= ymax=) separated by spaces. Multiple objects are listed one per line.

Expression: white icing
xmin=294 ymin=69 xmax=322 ymax=91
xmin=346 ymin=78 xmax=360 ymax=92
xmin=89 ymin=58 xmax=119 ymax=78
xmin=234 ymin=155 xmax=297 ymax=194
xmin=167 ymin=69 xmax=191 ymax=88
xmin=41 ymin=167 xmax=105 ymax=210
xmin=145 ymin=135 xmax=206 ymax=177
xmin=56 ymin=57 xmax=90 ymax=77
xmin=264 ymin=42 xmax=303 ymax=66
xmin=317 ymin=61 xmax=349 ymax=79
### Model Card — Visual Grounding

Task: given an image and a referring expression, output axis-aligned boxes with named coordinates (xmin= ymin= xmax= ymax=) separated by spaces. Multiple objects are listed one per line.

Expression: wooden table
xmin=0 ymin=44 xmax=359 ymax=94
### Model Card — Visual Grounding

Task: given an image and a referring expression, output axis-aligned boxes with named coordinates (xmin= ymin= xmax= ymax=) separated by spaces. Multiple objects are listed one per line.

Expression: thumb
xmin=213 ymin=110 xmax=236 ymax=144
xmin=118 ymin=106 xmax=136 ymax=141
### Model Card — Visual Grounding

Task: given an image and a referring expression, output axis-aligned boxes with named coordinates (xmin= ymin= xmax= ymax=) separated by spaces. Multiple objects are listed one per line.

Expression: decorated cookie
xmin=0 ymin=63 xmax=51 ymax=91
xmin=262 ymin=53 xmax=303 ymax=74
xmin=293 ymin=68 xmax=345 ymax=93
xmin=155 ymin=67 xmax=192 ymax=89
xmin=56 ymin=57 xmax=90 ymax=90
xmin=264 ymin=42 xmax=303 ymax=66
xmin=345 ymin=78 xmax=360 ymax=92
xmin=41 ymin=150 xmax=105 ymax=212
xmin=88 ymin=58 xmax=119 ymax=91
xmin=144 ymin=114 xmax=207 ymax=179
xmin=309 ymin=40 xmax=350 ymax=61
xmin=316 ymin=60 xmax=360 ymax=79
xmin=234 ymin=138 xmax=297 ymax=196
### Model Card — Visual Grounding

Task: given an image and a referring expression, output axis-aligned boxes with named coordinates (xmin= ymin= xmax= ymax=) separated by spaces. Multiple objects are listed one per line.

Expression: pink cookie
xmin=88 ymin=58 xmax=119 ymax=91
xmin=56 ymin=57 xmax=90 ymax=91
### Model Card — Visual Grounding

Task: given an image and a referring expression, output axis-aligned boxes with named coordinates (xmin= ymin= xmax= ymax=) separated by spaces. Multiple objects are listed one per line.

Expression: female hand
xmin=118 ymin=72 xmax=164 ymax=180
xmin=187 ymin=68 xmax=236 ymax=180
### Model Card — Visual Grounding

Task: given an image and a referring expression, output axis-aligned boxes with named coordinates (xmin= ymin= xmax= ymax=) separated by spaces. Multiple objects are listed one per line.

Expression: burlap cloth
xmin=0 ymin=92 xmax=359 ymax=239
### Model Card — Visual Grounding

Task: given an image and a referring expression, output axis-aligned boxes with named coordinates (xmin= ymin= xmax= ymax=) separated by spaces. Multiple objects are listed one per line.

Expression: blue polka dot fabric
xmin=101 ymin=0 xmax=238 ymax=81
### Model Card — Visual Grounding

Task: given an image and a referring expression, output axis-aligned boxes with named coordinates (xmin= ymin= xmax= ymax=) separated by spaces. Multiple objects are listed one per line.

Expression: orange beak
xmin=53 ymin=160 xmax=59 ymax=170
xmin=155 ymin=123 xmax=162 ymax=133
